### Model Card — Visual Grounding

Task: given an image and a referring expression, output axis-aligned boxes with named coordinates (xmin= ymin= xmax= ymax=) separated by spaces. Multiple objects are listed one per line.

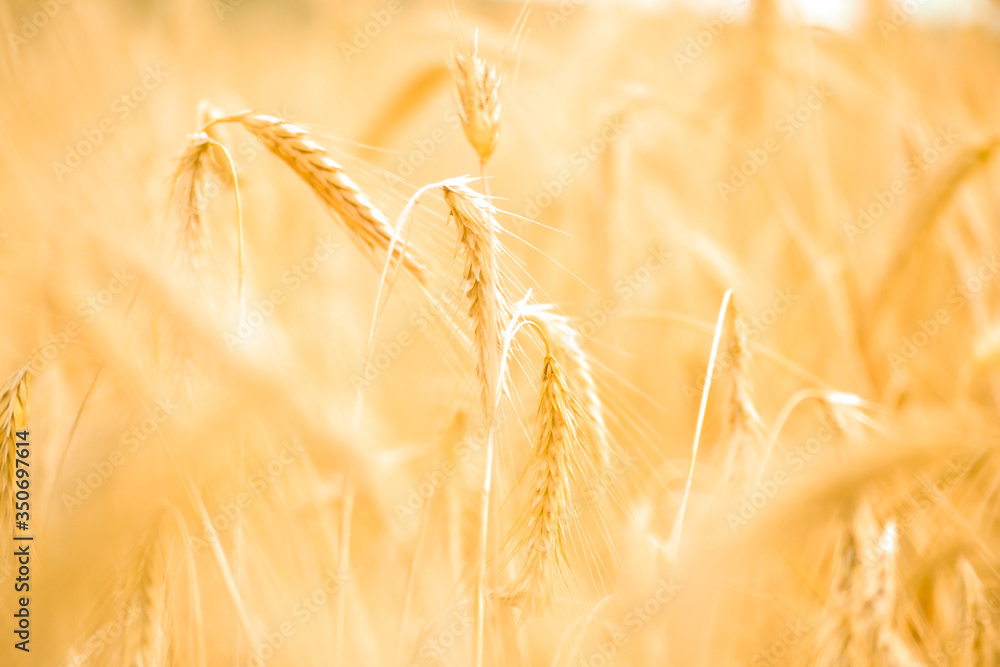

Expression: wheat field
xmin=2 ymin=0 xmax=1000 ymax=665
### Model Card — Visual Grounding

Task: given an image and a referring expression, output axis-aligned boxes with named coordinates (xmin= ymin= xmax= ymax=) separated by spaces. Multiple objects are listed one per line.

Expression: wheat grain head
xmin=207 ymin=111 xmax=427 ymax=282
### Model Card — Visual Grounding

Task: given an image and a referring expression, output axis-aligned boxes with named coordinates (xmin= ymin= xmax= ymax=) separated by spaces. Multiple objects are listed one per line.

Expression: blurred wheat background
xmin=3 ymin=0 xmax=1000 ymax=664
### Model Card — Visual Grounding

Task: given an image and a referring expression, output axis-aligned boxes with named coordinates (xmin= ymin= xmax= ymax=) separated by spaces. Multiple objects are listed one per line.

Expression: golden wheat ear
xmin=441 ymin=179 xmax=509 ymax=418
xmin=523 ymin=305 xmax=611 ymax=475
xmin=204 ymin=111 xmax=428 ymax=283
xmin=0 ymin=365 xmax=29 ymax=544
xmin=502 ymin=349 xmax=580 ymax=611
xmin=449 ymin=33 xmax=502 ymax=168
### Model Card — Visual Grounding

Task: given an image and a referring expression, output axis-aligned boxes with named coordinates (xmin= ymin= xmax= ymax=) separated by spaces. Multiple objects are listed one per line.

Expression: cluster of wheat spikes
xmin=159 ymin=11 xmax=608 ymax=665
xmin=12 ymin=0 xmax=1000 ymax=665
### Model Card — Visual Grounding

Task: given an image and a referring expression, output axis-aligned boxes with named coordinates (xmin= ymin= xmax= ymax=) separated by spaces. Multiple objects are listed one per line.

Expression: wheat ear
xmin=442 ymin=179 xmax=508 ymax=417
xmin=523 ymin=305 xmax=611 ymax=478
xmin=205 ymin=112 xmax=426 ymax=282
xmin=441 ymin=178 xmax=510 ymax=667
xmin=170 ymin=132 xmax=245 ymax=318
xmin=504 ymin=342 xmax=587 ymax=609
xmin=169 ymin=133 xmax=214 ymax=264
xmin=0 ymin=365 xmax=29 ymax=543
xmin=122 ymin=519 xmax=170 ymax=667
xmin=449 ymin=33 xmax=502 ymax=168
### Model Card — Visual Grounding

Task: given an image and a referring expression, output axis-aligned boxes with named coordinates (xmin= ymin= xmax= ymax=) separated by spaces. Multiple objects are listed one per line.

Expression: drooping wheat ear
xmin=171 ymin=131 xmax=245 ymax=318
xmin=121 ymin=519 xmax=170 ymax=667
xmin=0 ymin=365 xmax=29 ymax=541
xmin=206 ymin=112 xmax=426 ymax=282
xmin=523 ymin=305 xmax=611 ymax=476
xmin=169 ymin=133 xmax=214 ymax=264
xmin=449 ymin=33 xmax=502 ymax=167
xmin=955 ymin=557 xmax=1000 ymax=665
xmin=504 ymin=346 xmax=587 ymax=610
xmin=442 ymin=179 xmax=508 ymax=418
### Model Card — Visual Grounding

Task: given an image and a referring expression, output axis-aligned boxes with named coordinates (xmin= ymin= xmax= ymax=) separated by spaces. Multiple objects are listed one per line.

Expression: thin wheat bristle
xmin=449 ymin=35 xmax=502 ymax=166
xmin=442 ymin=180 xmax=508 ymax=416
xmin=209 ymin=112 xmax=427 ymax=281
